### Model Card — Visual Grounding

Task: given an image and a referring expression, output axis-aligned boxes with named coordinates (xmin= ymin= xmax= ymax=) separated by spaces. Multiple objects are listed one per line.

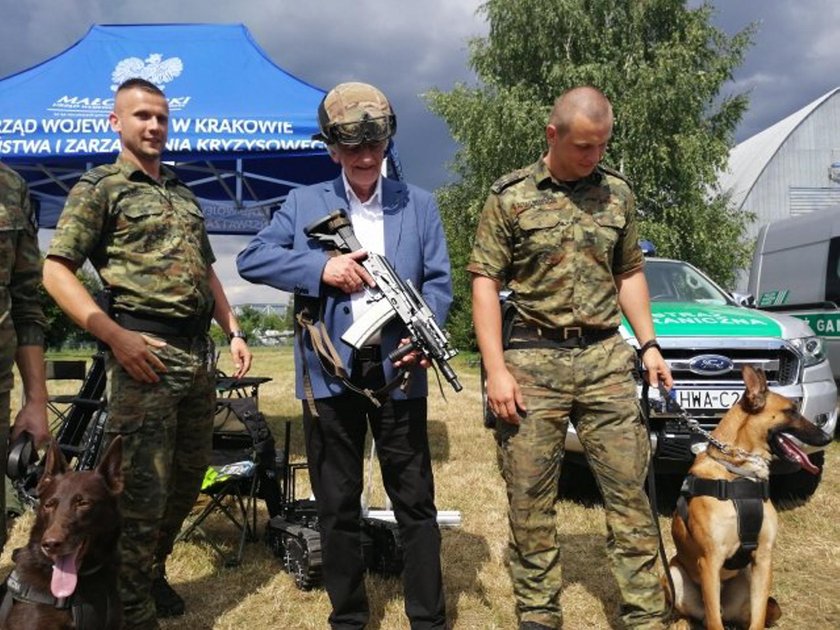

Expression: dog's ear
xmin=741 ymin=365 xmax=768 ymax=413
xmin=37 ymin=440 xmax=68 ymax=494
xmin=96 ymin=436 xmax=124 ymax=495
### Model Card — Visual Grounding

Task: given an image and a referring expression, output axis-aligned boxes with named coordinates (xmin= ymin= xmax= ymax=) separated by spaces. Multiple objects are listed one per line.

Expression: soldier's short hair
xmin=549 ymin=86 xmax=613 ymax=135
xmin=116 ymin=78 xmax=165 ymax=98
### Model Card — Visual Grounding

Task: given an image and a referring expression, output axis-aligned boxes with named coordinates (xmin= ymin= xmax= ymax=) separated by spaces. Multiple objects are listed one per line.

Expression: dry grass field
xmin=3 ymin=347 xmax=839 ymax=629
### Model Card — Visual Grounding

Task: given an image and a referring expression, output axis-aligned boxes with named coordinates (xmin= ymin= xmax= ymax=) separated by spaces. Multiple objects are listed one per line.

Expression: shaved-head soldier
xmin=470 ymin=86 xmax=673 ymax=630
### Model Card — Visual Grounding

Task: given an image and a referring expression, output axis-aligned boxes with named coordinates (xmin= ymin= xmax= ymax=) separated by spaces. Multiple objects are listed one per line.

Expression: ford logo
xmin=688 ymin=354 xmax=734 ymax=375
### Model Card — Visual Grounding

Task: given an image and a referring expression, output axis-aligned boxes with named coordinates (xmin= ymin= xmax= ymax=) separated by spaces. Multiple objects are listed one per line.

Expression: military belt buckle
xmin=563 ymin=327 xmax=582 ymax=341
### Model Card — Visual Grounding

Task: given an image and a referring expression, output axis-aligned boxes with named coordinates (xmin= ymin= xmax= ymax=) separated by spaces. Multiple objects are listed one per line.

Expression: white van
xmin=748 ymin=205 xmax=840 ymax=380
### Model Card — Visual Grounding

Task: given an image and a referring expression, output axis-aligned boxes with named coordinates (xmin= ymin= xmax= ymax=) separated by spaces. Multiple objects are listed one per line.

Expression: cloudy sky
xmin=2 ymin=0 xmax=838 ymax=304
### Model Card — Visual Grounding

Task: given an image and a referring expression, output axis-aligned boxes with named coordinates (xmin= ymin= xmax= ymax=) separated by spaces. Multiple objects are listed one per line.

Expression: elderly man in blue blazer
xmin=237 ymin=82 xmax=451 ymax=630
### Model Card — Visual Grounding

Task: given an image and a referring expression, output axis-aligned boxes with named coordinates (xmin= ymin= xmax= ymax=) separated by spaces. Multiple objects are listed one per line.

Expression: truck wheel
xmin=770 ymin=451 xmax=825 ymax=504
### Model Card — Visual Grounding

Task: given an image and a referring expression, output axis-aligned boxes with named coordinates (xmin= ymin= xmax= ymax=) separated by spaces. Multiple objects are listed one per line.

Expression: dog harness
xmin=0 ymin=565 xmax=119 ymax=629
xmin=677 ymin=474 xmax=770 ymax=570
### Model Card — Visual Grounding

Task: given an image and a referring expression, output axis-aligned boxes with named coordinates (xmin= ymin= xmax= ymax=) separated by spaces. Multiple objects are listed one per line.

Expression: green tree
xmin=426 ymin=0 xmax=755 ymax=348
xmin=210 ymin=305 xmax=262 ymax=347
xmin=209 ymin=305 xmax=289 ymax=347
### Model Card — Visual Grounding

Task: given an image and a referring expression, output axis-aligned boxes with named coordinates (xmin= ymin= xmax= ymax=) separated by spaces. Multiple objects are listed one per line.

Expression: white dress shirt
xmin=342 ymin=172 xmax=385 ymax=343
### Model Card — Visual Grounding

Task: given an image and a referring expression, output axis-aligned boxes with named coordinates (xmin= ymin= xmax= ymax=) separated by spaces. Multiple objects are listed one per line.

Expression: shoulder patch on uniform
xmin=598 ymin=165 xmax=631 ymax=187
xmin=79 ymin=164 xmax=120 ymax=187
xmin=491 ymin=168 xmax=529 ymax=194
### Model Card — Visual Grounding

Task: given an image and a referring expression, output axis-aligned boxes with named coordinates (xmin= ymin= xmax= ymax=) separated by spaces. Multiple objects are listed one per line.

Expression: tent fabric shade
xmin=0 ymin=23 xmax=345 ymax=234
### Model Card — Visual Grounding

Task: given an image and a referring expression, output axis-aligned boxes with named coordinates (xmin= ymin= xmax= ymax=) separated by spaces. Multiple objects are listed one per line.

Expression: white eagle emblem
xmin=110 ymin=54 xmax=183 ymax=91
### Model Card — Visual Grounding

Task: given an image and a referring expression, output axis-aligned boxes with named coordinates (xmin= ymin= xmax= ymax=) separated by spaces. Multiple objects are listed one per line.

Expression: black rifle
xmin=304 ymin=210 xmax=462 ymax=392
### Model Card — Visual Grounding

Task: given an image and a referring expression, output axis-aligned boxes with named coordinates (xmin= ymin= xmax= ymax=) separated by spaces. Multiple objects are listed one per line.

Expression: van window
xmin=825 ymin=237 xmax=840 ymax=305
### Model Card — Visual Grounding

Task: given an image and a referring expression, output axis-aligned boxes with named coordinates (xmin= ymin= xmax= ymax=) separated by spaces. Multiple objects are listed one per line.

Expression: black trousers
xmin=302 ymin=355 xmax=446 ymax=630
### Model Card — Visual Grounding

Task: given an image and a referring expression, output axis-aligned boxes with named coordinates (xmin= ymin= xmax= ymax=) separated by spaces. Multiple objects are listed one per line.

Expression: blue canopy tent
xmin=0 ymin=23 xmax=381 ymax=234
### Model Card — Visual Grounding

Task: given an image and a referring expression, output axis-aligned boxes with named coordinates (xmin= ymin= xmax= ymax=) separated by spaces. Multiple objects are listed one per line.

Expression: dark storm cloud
xmin=706 ymin=0 xmax=840 ymax=141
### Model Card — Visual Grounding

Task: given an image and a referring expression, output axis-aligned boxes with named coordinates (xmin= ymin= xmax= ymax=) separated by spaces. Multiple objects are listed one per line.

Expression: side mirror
xmin=730 ymin=292 xmax=755 ymax=307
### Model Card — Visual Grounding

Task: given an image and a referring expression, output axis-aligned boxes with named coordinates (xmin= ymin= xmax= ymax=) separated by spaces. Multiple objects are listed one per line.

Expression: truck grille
xmin=641 ymin=340 xmax=802 ymax=463
xmin=664 ymin=347 xmax=800 ymax=386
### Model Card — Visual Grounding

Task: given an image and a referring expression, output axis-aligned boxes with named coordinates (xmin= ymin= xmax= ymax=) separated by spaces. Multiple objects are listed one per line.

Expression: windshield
xmin=644 ymin=260 xmax=732 ymax=305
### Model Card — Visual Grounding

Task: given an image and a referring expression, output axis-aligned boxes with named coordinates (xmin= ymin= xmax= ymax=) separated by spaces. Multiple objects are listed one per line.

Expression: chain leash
xmin=655 ymin=385 xmax=765 ymax=466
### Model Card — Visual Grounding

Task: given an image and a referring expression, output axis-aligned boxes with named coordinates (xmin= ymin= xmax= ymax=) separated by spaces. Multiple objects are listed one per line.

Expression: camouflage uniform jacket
xmin=48 ymin=158 xmax=216 ymax=321
xmin=0 ymin=163 xmax=47 ymax=393
xmin=467 ymin=156 xmax=644 ymax=331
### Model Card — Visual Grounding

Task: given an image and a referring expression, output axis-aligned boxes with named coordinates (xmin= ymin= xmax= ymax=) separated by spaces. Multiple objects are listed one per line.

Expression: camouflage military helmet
xmin=314 ymin=82 xmax=396 ymax=146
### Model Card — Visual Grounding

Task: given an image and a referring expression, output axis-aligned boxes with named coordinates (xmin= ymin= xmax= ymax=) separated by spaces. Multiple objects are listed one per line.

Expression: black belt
xmin=354 ymin=345 xmax=381 ymax=362
xmin=114 ymin=311 xmax=209 ymax=337
xmin=508 ymin=324 xmax=618 ymax=349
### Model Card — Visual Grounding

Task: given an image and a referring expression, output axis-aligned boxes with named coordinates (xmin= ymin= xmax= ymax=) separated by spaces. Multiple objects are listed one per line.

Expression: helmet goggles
xmin=324 ymin=112 xmax=395 ymax=146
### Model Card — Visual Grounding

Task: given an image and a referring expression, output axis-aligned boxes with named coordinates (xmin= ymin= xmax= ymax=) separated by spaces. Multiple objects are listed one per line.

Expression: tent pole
xmin=236 ymin=159 xmax=243 ymax=208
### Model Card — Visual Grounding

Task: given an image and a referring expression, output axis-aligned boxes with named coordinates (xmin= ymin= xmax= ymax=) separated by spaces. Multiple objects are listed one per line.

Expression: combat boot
xmin=151 ymin=573 xmax=185 ymax=618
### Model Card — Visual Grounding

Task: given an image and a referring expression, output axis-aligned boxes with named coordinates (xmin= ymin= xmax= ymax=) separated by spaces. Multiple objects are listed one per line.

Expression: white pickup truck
xmin=487 ymin=256 xmax=837 ymax=501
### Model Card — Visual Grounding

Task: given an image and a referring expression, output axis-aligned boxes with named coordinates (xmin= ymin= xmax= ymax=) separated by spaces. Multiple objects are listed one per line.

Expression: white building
xmin=721 ymin=87 xmax=840 ymax=236
xmin=719 ymin=87 xmax=840 ymax=290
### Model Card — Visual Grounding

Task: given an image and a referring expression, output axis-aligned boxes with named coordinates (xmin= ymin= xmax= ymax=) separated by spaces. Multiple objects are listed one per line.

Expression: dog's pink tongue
xmin=51 ymin=550 xmax=79 ymax=598
xmin=775 ymin=434 xmax=820 ymax=474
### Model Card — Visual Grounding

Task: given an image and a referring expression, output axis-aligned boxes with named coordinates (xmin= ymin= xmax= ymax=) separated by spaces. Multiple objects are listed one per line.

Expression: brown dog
xmin=0 ymin=437 xmax=123 ymax=629
xmin=665 ymin=366 xmax=832 ymax=629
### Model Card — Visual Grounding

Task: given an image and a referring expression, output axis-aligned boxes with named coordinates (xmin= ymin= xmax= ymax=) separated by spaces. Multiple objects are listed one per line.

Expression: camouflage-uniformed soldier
xmin=469 ymin=86 xmax=673 ymax=630
xmin=0 ymin=162 xmax=48 ymax=549
xmin=43 ymin=78 xmax=252 ymax=630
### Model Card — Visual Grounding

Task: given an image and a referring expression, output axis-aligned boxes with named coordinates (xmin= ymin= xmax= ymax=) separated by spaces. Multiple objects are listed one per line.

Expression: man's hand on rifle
xmin=392 ymin=337 xmax=431 ymax=369
xmin=322 ymin=250 xmax=376 ymax=294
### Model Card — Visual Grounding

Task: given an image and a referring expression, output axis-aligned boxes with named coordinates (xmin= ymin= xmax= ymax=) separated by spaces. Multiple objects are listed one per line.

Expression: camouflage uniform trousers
xmin=0 ymin=390 xmax=8 ymax=550
xmin=103 ymin=337 xmax=215 ymax=630
xmin=496 ymin=333 xmax=666 ymax=629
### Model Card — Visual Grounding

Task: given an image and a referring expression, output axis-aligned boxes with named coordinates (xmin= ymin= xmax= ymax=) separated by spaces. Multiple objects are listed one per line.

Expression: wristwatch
xmin=637 ymin=338 xmax=661 ymax=357
xmin=229 ymin=330 xmax=247 ymax=343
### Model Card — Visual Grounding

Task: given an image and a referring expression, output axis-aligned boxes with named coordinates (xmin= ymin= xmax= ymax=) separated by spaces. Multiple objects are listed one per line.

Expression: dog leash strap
xmin=639 ymin=381 xmax=677 ymax=622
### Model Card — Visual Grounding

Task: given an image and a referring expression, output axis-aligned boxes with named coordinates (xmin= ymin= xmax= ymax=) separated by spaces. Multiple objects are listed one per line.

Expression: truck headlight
xmin=791 ymin=336 xmax=826 ymax=367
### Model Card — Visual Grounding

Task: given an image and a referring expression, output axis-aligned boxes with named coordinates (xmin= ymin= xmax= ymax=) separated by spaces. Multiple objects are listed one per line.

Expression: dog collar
xmin=4 ymin=568 xmax=71 ymax=609
xmin=707 ymin=449 xmax=769 ymax=480
xmin=0 ymin=567 xmax=115 ymax=630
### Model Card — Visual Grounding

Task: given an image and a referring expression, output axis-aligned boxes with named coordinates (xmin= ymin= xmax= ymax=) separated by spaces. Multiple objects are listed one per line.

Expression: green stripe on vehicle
xmin=792 ymin=312 xmax=840 ymax=337
xmin=621 ymin=303 xmax=783 ymax=337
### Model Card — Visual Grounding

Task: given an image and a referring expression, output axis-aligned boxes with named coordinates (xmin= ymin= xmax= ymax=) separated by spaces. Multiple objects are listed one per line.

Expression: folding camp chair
xmin=43 ymin=359 xmax=89 ymax=433
xmin=11 ymin=356 xmax=108 ymax=510
xmin=177 ymin=396 xmax=281 ymax=567
xmin=50 ymin=353 xmax=109 ymax=471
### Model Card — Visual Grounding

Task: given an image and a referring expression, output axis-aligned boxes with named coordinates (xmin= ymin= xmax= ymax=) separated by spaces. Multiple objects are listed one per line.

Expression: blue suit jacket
xmin=236 ymin=176 xmax=453 ymax=400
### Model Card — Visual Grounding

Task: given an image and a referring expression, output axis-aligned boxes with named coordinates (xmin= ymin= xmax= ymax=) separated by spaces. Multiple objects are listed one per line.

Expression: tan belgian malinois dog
xmin=665 ymin=365 xmax=831 ymax=629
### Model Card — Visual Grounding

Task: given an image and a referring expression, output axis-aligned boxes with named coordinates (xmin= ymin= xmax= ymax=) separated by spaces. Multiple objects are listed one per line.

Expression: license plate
xmin=674 ymin=389 xmax=742 ymax=410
